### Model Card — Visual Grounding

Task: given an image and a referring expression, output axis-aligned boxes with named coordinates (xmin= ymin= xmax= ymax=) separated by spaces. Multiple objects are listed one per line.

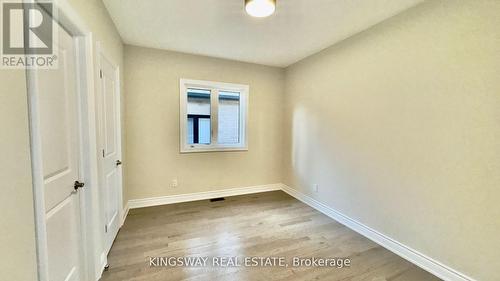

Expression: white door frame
xmin=95 ymin=41 xmax=124 ymax=255
xmin=26 ymin=1 xmax=104 ymax=281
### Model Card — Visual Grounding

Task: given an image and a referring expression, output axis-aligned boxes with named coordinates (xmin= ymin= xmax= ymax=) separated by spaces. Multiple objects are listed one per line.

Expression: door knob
xmin=74 ymin=181 xmax=85 ymax=190
xmin=116 ymin=160 xmax=122 ymax=166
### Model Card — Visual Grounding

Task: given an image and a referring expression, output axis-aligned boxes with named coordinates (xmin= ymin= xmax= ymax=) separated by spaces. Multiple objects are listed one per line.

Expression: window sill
xmin=180 ymin=146 xmax=248 ymax=153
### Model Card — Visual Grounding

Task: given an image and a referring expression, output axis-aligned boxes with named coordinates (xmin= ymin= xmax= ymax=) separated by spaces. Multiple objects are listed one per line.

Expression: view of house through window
xmin=187 ymin=89 xmax=211 ymax=144
xmin=218 ymin=91 xmax=240 ymax=144
xmin=181 ymin=79 xmax=248 ymax=152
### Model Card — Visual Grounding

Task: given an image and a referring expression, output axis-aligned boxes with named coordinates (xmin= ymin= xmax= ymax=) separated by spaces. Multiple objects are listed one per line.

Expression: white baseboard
xmin=121 ymin=202 xmax=129 ymax=226
xmin=280 ymin=184 xmax=474 ymax=281
xmin=127 ymin=183 xmax=282 ymax=209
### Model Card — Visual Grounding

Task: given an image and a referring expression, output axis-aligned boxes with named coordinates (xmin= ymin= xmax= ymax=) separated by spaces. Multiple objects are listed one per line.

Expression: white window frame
xmin=180 ymin=78 xmax=249 ymax=153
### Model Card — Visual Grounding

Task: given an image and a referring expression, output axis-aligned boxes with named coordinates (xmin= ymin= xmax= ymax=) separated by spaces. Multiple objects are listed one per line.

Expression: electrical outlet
xmin=313 ymin=184 xmax=319 ymax=193
xmin=171 ymin=179 xmax=178 ymax=188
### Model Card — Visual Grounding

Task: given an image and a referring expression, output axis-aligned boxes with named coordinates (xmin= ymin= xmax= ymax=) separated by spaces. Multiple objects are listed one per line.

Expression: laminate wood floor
xmin=101 ymin=191 xmax=441 ymax=281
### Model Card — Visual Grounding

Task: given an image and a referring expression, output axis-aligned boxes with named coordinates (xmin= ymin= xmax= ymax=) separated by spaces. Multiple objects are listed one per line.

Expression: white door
xmin=37 ymin=21 xmax=83 ymax=281
xmin=97 ymin=51 xmax=122 ymax=253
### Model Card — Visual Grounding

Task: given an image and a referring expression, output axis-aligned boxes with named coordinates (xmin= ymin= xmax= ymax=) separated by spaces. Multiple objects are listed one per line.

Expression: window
xmin=180 ymin=79 xmax=248 ymax=152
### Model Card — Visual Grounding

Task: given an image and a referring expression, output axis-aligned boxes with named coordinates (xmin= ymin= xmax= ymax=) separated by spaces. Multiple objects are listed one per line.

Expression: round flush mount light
xmin=245 ymin=0 xmax=276 ymax=18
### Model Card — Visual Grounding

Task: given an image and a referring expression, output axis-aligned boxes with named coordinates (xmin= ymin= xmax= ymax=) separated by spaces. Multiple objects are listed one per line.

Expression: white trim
xmin=121 ymin=202 xmax=129 ymax=226
xmin=128 ymin=184 xmax=281 ymax=209
xmin=78 ymin=34 xmax=104 ymax=281
xmin=26 ymin=49 xmax=50 ymax=281
xmin=179 ymin=78 xmax=249 ymax=153
xmin=280 ymin=184 xmax=475 ymax=281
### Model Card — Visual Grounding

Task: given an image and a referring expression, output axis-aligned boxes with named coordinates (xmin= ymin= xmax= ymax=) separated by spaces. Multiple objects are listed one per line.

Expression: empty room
xmin=1 ymin=0 xmax=499 ymax=280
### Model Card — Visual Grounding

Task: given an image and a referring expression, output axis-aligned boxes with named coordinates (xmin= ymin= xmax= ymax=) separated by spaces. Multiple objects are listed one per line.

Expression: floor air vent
xmin=210 ymin=197 xmax=225 ymax=202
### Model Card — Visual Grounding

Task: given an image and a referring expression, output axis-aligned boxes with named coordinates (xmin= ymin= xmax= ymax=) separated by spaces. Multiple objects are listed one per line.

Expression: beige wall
xmin=0 ymin=0 xmax=123 ymax=279
xmin=283 ymin=1 xmax=500 ymax=280
xmin=124 ymin=45 xmax=285 ymax=199
xmin=0 ymin=70 xmax=38 ymax=280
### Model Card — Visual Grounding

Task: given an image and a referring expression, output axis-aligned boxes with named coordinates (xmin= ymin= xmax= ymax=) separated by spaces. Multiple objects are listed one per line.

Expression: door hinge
xmin=99 ymin=69 xmax=103 ymax=78
xmin=105 ymin=224 xmax=108 ymax=233
xmin=102 ymin=149 xmax=105 ymax=158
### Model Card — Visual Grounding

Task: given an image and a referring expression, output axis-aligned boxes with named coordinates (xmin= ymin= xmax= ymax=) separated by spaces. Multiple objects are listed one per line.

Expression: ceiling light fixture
xmin=245 ymin=0 xmax=276 ymax=18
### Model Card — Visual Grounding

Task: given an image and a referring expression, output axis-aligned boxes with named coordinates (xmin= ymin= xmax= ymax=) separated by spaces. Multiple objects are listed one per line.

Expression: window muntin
xmin=180 ymin=79 xmax=248 ymax=152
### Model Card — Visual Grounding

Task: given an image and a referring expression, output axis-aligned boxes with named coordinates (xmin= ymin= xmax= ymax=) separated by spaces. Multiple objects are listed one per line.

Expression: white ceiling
xmin=103 ymin=0 xmax=422 ymax=67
